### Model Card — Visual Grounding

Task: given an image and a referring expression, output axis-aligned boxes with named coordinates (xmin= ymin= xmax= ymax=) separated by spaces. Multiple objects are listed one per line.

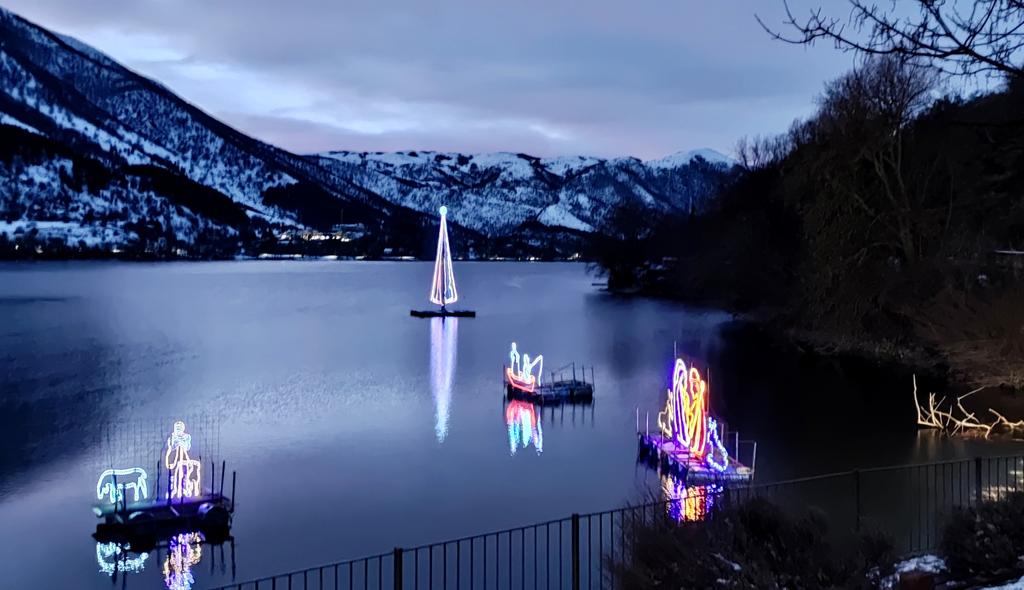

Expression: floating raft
xmin=410 ymin=309 xmax=476 ymax=318
xmin=637 ymin=433 xmax=754 ymax=484
xmin=93 ymin=493 xmax=233 ymax=545
xmin=506 ymin=379 xmax=594 ymax=404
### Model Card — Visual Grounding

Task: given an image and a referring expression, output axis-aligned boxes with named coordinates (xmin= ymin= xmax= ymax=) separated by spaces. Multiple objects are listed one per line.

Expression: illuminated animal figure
xmin=96 ymin=467 xmax=149 ymax=504
xmin=165 ymin=421 xmax=202 ymax=500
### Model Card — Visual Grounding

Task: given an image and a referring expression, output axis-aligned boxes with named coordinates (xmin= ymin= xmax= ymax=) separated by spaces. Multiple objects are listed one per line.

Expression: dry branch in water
xmin=914 ymin=374 xmax=1024 ymax=438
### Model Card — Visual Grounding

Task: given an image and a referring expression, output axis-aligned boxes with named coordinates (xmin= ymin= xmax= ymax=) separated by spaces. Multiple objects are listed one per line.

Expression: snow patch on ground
xmin=537 ymin=205 xmax=594 ymax=232
xmin=647 ymin=148 xmax=735 ymax=168
xmin=0 ymin=112 xmax=41 ymax=134
xmin=540 ymin=155 xmax=603 ymax=176
xmin=879 ymin=555 xmax=947 ymax=590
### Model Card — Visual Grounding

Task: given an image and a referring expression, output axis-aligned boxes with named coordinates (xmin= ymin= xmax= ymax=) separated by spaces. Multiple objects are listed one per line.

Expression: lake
xmin=0 ymin=261 xmax=1020 ymax=589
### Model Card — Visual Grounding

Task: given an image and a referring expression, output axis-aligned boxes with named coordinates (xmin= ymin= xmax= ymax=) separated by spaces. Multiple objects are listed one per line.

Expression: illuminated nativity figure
xmin=165 ymin=420 xmax=202 ymax=500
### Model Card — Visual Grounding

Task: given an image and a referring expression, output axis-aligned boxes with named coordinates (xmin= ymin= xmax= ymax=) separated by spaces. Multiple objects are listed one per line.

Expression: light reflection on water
xmin=661 ymin=474 xmax=722 ymax=523
xmin=430 ymin=317 xmax=458 ymax=443
xmin=505 ymin=399 xmax=543 ymax=456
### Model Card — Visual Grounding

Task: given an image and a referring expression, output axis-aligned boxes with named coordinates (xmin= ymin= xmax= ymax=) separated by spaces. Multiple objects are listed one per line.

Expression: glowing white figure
xmin=430 ymin=317 xmax=458 ymax=442
xmin=96 ymin=467 xmax=149 ymax=504
xmin=521 ymin=353 xmax=544 ymax=386
xmin=96 ymin=542 xmax=149 ymax=576
xmin=429 ymin=205 xmax=458 ymax=308
xmin=509 ymin=342 xmax=521 ymax=375
xmin=165 ymin=421 xmax=202 ymax=500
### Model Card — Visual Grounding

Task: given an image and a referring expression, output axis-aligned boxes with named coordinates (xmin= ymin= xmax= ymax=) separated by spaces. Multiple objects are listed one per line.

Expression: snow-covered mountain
xmin=312 ymin=149 xmax=738 ymax=236
xmin=0 ymin=5 xmax=740 ymax=257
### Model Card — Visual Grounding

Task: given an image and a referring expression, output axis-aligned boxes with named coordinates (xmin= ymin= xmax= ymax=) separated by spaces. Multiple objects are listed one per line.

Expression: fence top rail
xmin=403 ymin=515 xmax=574 ymax=552
xmin=210 ymin=549 xmax=394 ymax=588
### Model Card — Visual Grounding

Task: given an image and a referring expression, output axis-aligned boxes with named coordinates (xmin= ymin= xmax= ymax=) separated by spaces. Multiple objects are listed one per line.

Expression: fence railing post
xmin=571 ymin=514 xmax=581 ymax=590
xmin=393 ymin=547 xmax=403 ymax=590
xmin=975 ymin=456 xmax=984 ymax=506
xmin=853 ymin=469 xmax=861 ymax=532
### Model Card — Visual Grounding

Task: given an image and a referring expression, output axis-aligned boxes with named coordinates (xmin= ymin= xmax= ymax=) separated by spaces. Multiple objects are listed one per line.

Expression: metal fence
xmin=212 ymin=455 xmax=1024 ymax=590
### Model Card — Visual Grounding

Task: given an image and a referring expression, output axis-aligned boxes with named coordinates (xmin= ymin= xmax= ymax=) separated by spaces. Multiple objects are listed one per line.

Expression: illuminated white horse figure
xmin=165 ymin=420 xmax=202 ymax=500
xmin=96 ymin=467 xmax=149 ymax=504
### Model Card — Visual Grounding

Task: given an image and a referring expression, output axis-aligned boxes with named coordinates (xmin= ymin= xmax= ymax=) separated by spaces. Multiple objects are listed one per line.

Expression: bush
xmin=940 ymin=492 xmax=1024 ymax=579
xmin=609 ymin=497 xmax=894 ymax=590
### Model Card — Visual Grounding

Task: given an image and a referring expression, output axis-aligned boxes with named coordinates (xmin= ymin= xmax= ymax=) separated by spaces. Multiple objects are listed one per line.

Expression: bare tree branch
xmin=758 ymin=1 xmax=1024 ymax=79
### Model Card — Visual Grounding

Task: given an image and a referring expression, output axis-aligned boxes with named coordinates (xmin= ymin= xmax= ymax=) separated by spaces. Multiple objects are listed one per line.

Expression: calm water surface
xmin=0 ymin=261 xmax=1020 ymax=589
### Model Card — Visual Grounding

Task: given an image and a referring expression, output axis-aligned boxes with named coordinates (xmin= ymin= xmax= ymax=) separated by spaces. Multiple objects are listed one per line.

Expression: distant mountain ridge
xmin=311 ymin=149 xmax=737 ymax=236
xmin=0 ymin=5 xmax=740 ymax=257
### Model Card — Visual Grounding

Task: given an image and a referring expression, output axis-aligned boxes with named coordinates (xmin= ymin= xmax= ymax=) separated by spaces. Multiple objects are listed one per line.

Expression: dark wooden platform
xmin=410 ymin=309 xmax=476 ymax=318
xmin=506 ymin=380 xmax=594 ymax=404
xmin=93 ymin=493 xmax=233 ymax=545
xmin=637 ymin=433 xmax=753 ymax=484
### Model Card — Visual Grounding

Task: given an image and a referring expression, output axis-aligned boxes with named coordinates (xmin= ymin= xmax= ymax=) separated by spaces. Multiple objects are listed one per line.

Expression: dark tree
xmin=758 ymin=1 xmax=1024 ymax=79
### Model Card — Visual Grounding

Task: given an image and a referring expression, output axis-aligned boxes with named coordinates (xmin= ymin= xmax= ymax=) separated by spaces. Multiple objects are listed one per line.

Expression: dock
xmin=637 ymin=432 xmax=755 ymax=484
xmin=93 ymin=493 xmax=234 ymax=545
xmin=504 ymin=362 xmax=595 ymax=404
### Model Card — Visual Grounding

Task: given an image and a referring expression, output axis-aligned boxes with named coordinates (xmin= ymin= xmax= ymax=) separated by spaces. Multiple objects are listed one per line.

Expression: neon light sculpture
xmin=430 ymin=316 xmax=458 ymax=442
xmin=657 ymin=359 xmax=708 ymax=458
xmin=165 ymin=421 xmax=202 ymax=500
xmin=429 ymin=205 xmax=458 ymax=309
xmin=96 ymin=542 xmax=149 ymax=576
xmin=705 ymin=418 xmax=730 ymax=473
xmin=96 ymin=467 xmax=149 ymax=504
xmin=506 ymin=342 xmax=544 ymax=393
xmin=163 ymin=532 xmax=203 ymax=590
xmin=656 ymin=358 xmax=731 ymax=472
xmin=505 ymin=399 xmax=543 ymax=455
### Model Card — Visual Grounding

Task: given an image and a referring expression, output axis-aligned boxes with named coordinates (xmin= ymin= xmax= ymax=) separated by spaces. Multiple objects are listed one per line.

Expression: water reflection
xmin=506 ymin=399 xmax=543 ymax=455
xmin=163 ymin=532 xmax=204 ymax=590
xmin=96 ymin=542 xmax=149 ymax=576
xmin=430 ymin=317 xmax=458 ymax=443
xmin=661 ymin=475 xmax=722 ymax=523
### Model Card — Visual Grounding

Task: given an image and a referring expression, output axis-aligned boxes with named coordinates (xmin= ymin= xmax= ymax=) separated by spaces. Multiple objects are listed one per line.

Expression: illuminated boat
xmin=504 ymin=343 xmax=594 ymax=404
xmin=636 ymin=358 xmax=756 ymax=484
xmin=506 ymin=366 xmax=537 ymax=393
xmin=410 ymin=206 xmax=476 ymax=318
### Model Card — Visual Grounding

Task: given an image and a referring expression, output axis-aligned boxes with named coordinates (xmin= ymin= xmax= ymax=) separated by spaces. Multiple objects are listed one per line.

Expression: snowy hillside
xmin=312 ymin=149 xmax=738 ymax=236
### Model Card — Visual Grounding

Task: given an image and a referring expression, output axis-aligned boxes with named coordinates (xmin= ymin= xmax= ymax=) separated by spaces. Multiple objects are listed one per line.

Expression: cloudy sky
xmin=6 ymin=0 xmax=856 ymax=159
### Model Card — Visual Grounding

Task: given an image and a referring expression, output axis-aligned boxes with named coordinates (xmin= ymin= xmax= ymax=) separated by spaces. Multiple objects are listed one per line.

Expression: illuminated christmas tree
xmin=429 ymin=206 xmax=458 ymax=309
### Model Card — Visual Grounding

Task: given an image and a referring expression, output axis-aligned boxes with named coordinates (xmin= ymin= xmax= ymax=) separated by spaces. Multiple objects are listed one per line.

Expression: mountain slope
xmin=311 ymin=149 xmax=738 ymax=236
